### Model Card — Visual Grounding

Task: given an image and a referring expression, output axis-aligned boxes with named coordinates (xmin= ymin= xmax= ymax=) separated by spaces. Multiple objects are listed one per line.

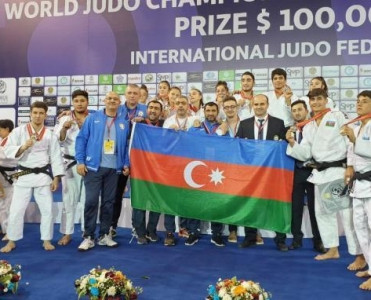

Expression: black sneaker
xmin=211 ymin=235 xmax=225 ymax=247
xmin=137 ymin=236 xmax=148 ymax=245
xmin=164 ymin=233 xmax=175 ymax=246
xmin=185 ymin=234 xmax=199 ymax=246
xmin=146 ymin=232 xmax=159 ymax=243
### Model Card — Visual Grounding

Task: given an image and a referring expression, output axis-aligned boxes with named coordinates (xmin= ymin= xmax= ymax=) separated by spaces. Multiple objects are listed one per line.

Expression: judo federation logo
xmin=329 ymin=183 xmax=344 ymax=199
xmin=0 ymin=80 xmax=6 ymax=94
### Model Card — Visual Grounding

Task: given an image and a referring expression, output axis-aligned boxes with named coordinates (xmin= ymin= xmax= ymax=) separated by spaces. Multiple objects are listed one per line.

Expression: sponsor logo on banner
xmin=31 ymin=87 xmax=44 ymax=96
xmin=340 ymin=89 xmax=356 ymax=100
xmin=18 ymin=87 xmax=31 ymax=97
xmin=326 ymin=78 xmax=339 ymax=89
xmin=252 ymin=68 xmax=269 ymax=80
xmin=142 ymin=73 xmax=156 ymax=83
xmin=71 ymin=85 xmax=85 ymax=92
xmin=88 ymin=95 xmax=98 ymax=106
xmin=203 ymin=71 xmax=218 ymax=81
xmin=146 ymin=84 xmax=156 ymax=95
xmin=322 ymin=66 xmax=340 ymax=77
xmin=187 ymin=72 xmax=203 ymax=82
xmin=44 ymin=86 xmax=57 ymax=96
xmin=31 ymin=96 xmax=43 ymax=103
xmin=99 ymin=74 xmax=113 ymax=85
xmin=235 ymin=69 xmax=250 ymax=80
xmin=156 ymin=73 xmax=171 ymax=82
xmin=340 ymin=77 xmax=358 ymax=88
xmin=304 ymin=66 xmax=321 ymax=77
xmin=17 ymin=117 xmax=30 ymax=126
xmin=44 ymin=96 xmax=58 ymax=106
xmin=113 ymin=85 xmax=126 ymax=94
xmin=328 ymin=89 xmax=340 ymax=101
xmin=85 ymin=75 xmax=99 ymax=85
xmin=58 ymin=76 xmax=70 ymax=85
xmin=32 ymin=77 xmax=44 ymax=86
xmin=99 ymin=85 xmax=112 ymax=95
xmin=219 ymin=70 xmax=235 ymax=81
xmin=71 ymin=75 xmax=85 ymax=85
xmin=203 ymin=93 xmax=215 ymax=103
xmin=187 ymin=82 xmax=202 ymax=91
xmin=85 ymin=85 xmax=98 ymax=95
xmin=45 ymin=116 xmax=56 ymax=127
xmin=226 ymin=81 xmax=235 ymax=92
xmin=46 ymin=106 xmax=57 ymax=116
xmin=172 ymin=83 xmax=186 ymax=93
xmin=341 ymin=65 xmax=357 ymax=76
xmin=18 ymin=107 xmax=31 ymax=116
xmin=287 ymin=79 xmax=303 ymax=90
xmin=0 ymin=108 xmax=15 ymax=122
xmin=339 ymin=100 xmax=356 ymax=114
xmin=254 ymin=79 xmax=268 ymax=89
xmin=360 ymin=77 xmax=371 ymax=89
xmin=0 ymin=78 xmax=16 ymax=105
xmin=203 ymin=82 xmax=217 ymax=93
xmin=113 ymin=74 xmax=127 ymax=84
xmin=19 ymin=77 xmax=31 ymax=86
xmin=286 ymin=67 xmax=303 ymax=78
xmin=57 ymin=86 xmax=71 ymax=96
xmin=98 ymin=95 xmax=106 ymax=106
xmin=45 ymin=76 xmax=58 ymax=85
xmin=57 ymin=96 xmax=70 ymax=106
xmin=359 ymin=65 xmax=371 ymax=76
xmin=128 ymin=74 xmax=141 ymax=83
xmin=172 ymin=72 xmax=187 ymax=82
xmin=18 ymin=97 xmax=31 ymax=106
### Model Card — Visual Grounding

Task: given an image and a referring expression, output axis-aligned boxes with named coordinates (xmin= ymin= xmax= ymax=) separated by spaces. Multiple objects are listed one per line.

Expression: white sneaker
xmin=78 ymin=237 xmax=95 ymax=251
xmin=98 ymin=234 xmax=118 ymax=247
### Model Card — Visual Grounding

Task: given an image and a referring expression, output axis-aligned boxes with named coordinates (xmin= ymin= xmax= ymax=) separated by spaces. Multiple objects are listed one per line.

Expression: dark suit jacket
xmin=236 ymin=115 xmax=286 ymax=141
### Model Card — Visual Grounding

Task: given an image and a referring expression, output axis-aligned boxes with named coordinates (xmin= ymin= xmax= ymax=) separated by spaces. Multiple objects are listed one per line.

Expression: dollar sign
xmin=257 ymin=8 xmax=270 ymax=35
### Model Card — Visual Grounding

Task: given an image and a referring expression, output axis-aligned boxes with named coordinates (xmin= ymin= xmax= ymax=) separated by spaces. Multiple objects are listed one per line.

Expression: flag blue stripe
xmin=131 ymin=123 xmax=294 ymax=171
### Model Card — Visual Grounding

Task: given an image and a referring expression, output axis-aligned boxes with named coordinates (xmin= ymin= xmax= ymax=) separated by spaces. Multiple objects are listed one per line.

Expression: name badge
xmin=104 ymin=139 xmax=115 ymax=154
xmin=325 ymin=121 xmax=335 ymax=127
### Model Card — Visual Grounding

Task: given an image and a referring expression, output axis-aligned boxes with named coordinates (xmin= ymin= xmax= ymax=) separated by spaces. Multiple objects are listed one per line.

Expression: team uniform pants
xmin=353 ymin=197 xmax=371 ymax=275
xmin=0 ymin=179 xmax=14 ymax=234
xmin=7 ymin=185 xmax=53 ymax=241
xmin=314 ymin=186 xmax=361 ymax=255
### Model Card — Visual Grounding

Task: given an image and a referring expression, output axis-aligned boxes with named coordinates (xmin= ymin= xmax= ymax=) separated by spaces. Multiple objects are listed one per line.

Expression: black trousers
xmin=111 ymin=173 xmax=129 ymax=228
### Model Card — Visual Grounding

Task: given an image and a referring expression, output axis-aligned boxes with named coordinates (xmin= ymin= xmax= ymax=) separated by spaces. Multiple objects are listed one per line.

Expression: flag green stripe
xmin=131 ymin=179 xmax=291 ymax=233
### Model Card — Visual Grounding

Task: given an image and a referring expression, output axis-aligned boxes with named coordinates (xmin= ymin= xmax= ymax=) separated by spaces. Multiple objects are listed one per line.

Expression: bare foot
xmin=57 ymin=234 xmax=71 ymax=246
xmin=315 ymin=247 xmax=339 ymax=260
xmin=43 ymin=240 xmax=55 ymax=251
xmin=348 ymin=255 xmax=367 ymax=271
xmin=360 ymin=278 xmax=371 ymax=290
xmin=2 ymin=234 xmax=8 ymax=241
xmin=0 ymin=241 xmax=16 ymax=253
xmin=356 ymin=270 xmax=371 ymax=278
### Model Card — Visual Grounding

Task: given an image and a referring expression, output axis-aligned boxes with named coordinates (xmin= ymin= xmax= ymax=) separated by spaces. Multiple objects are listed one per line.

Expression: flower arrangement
xmin=206 ymin=277 xmax=271 ymax=300
xmin=75 ymin=267 xmax=142 ymax=300
xmin=0 ymin=260 xmax=21 ymax=294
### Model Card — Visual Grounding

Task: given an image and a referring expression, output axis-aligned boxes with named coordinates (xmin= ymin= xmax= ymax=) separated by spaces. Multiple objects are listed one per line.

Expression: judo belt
xmin=341 ymin=170 xmax=371 ymax=196
xmin=64 ymin=154 xmax=77 ymax=170
xmin=11 ymin=164 xmax=53 ymax=179
xmin=310 ymin=158 xmax=347 ymax=172
xmin=0 ymin=166 xmax=17 ymax=184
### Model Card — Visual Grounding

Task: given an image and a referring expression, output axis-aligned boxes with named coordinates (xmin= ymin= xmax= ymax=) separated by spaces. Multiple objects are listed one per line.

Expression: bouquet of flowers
xmin=75 ymin=266 xmax=142 ymax=300
xmin=0 ymin=260 xmax=21 ymax=294
xmin=206 ymin=277 xmax=271 ymax=300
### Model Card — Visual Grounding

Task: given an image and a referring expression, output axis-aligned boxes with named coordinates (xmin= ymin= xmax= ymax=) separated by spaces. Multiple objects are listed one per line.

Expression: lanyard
xmin=71 ymin=110 xmax=88 ymax=128
xmin=175 ymin=116 xmax=187 ymax=130
xmin=27 ymin=123 xmax=46 ymax=141
xmin=227 ymin=117 xmax=240 ymax=137
xmin=202 ymin=121 xmax=218 ymax=135
xmin=106 ymin=116 xmax=116 ymax=139
xmin=127 ymin=107 xmax=137 ymax=121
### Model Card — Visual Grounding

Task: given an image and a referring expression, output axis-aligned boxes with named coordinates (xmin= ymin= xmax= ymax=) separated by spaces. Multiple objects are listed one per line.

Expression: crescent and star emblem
xmin=183 ymin=160 xmax=225 ymax=189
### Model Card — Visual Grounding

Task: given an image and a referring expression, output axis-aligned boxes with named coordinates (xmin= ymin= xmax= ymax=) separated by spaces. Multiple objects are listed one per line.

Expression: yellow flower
xmin=232 ymin=285 xmax=246 ymax=296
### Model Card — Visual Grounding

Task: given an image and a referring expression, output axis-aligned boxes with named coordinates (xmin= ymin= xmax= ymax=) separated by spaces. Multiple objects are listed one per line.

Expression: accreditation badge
xmin=104 ymin=139 xmax=115 ymax=154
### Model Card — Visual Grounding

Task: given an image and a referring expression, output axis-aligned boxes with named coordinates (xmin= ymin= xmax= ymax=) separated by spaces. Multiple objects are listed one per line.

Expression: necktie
xmin=297 ymin=131 xmax=303 ymax=144
xmin=258 ymin=119 xmax=264 ymax=140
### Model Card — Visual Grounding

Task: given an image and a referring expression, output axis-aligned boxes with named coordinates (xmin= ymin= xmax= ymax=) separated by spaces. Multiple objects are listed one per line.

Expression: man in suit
xmin=237 ymin=94 xmax=288 ymax=251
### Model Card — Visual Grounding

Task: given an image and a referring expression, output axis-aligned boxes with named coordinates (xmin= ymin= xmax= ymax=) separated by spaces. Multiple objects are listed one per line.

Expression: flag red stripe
xmin=131 ymin=149 xmax=293 ymax=203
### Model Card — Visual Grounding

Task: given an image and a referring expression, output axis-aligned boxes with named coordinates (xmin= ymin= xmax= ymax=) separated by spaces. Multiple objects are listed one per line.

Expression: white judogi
xmin=348 ymin=120 xmax=371 ymax=273
xmin=163 ymin=115 xmax=198 ymax=130
xmin=4 ymin=125 xmax=64 ymax=241
xmin=0 ymin=138 xmax=18 ymax=234
xmin=300 ymin=96 xmax=337 ymax=115
xmin=190 ymin=107 xmax=205 ymax=122
xmin=287 ymin=110 xmax=361 ymax=254
xmin=54 ymin=115 xmax=86 ymax=235
xmin=264 ymin=91 xmax=298 ymax=127
xmin=233 ymin=93 xmax=254 ymax=120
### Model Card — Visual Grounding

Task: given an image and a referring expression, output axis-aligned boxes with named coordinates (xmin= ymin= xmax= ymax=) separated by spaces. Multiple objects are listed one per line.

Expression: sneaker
xmin=164 ymin=233 xmax=175 ymax=246
xmin=178 ymin=228 xmax=189 ymax=238
xmin=97 ymin=234 xmax=118 ymax=248
xmin=185 ymin=234 xmax=199 ymax=246
xmin=146 ymin=232 xmax=159 ymax=243
xmin=256 ymin=234 xmax=264 ymax=245
xmin=228 ymin=231 xmax=237 ymax=243
xmin=78 ymin=237 xmax=95 ymax=251
xmin=137 ymin=236 xmax=148 ymax=245
xmin=109 ymin=226 xmax=117 ymax=238
xmin=211 ymin=235 xmax=225 ymax=247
